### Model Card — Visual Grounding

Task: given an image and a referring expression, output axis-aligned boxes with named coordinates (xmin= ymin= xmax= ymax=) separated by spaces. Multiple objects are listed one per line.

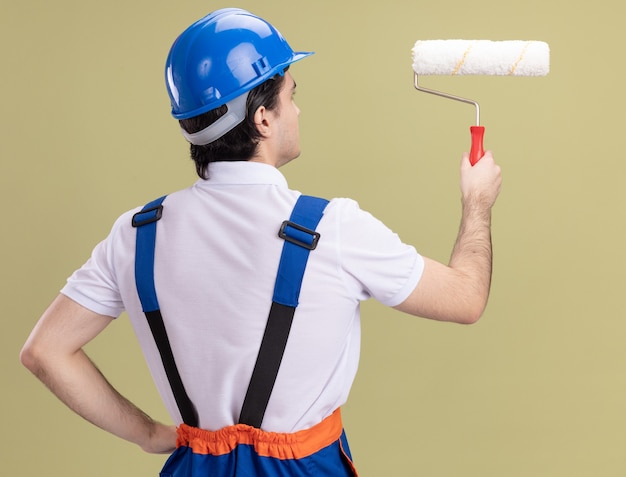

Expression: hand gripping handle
xmin=469 ymin=126 xmax=485 ymax=166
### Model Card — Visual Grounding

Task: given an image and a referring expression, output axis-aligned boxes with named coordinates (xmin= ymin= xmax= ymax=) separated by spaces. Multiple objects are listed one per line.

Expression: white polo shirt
xmin=61 ymin=161 xmax=424 ymax=433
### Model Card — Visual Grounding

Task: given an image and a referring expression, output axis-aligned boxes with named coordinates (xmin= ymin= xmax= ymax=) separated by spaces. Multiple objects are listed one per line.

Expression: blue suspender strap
xmin=238 ymin=195 xmax=329 ymax=428
xmin=273 ymin=195 xmax=329 ymax=307
xmin=132 ymin=196 xmax=199 ymax=427
xmin=133 ymin=196 xmax=166 ymax=313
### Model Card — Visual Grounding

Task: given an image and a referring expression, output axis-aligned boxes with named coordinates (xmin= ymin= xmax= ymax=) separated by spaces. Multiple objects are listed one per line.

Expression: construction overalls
xmin=133 ymin=195 xmax=358 ymax=476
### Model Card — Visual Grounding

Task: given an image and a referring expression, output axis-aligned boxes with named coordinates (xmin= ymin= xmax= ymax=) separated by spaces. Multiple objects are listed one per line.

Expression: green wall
xmin=3 ymin=0 xmax=625 ymax=475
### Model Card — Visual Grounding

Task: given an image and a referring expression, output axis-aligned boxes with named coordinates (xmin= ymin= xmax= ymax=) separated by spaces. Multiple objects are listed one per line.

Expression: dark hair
xmin=179 ymin=71 xmax=287 ymax=179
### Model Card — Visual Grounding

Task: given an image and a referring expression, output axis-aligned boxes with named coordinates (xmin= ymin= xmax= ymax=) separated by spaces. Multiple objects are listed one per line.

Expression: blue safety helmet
xmin=165 ymin=8 xmax=313 ymax=121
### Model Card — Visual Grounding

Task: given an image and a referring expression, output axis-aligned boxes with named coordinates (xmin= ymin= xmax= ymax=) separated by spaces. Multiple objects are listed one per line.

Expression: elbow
xmin=20 ymin=342 xmax=38 ymax=373
xmin=457 ymin=310 xmax=482 ymax=325
xmin=20 ymin=340 xmax=46 ymax=376
xmin=457 ymin=297 xmax=488 ymax=324
xmin=451 ymin=293 xmax=488 ymax=324
xmin=452 ymin=271 xmax=491 ymax=324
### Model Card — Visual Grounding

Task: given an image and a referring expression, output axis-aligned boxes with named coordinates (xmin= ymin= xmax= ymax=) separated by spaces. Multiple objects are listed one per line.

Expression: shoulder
xmin=323 ymin=197 xmax=387 ymax=229
xmin=324 ymin=197 xmax=366 ymax=216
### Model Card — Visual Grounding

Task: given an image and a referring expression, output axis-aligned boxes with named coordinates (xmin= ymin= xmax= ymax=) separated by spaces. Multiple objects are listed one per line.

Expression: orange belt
xmin=176 ymin=408 xmax=344 ymax=460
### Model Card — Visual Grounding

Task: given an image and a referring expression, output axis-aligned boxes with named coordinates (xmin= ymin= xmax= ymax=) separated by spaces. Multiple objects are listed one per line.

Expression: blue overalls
xmin=132 ymin=195 xmax=358 ymax=477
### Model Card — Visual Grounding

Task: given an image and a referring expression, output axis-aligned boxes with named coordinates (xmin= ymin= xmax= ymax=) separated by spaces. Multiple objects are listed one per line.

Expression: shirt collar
xmin=195 ymin=161 xmax=289 ymax=188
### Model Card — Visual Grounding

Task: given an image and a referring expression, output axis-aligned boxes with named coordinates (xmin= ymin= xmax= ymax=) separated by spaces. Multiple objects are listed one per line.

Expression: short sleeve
xmin=60 ymin=213 xmax=133 ymax=318
xmin=332 ymin=199 xmax=424 ymax=307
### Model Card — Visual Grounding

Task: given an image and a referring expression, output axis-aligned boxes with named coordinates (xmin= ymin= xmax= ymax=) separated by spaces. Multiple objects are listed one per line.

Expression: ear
xmin=253 ymin=105 xmax=272 ymax=138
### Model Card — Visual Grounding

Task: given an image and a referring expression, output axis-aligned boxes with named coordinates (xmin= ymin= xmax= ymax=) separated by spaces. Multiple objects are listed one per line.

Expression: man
xmin=21 ymin=8 xmax=501 ymax=476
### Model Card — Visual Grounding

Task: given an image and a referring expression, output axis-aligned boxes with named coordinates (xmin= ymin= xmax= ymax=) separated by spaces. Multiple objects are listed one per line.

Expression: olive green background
xmin=2 ymin=0 xmax=624 ymax=475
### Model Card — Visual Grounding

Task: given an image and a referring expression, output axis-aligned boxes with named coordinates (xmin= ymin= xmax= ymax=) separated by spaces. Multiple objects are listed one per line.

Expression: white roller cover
xmin=412 ymin=40 xmax=550 ymax=76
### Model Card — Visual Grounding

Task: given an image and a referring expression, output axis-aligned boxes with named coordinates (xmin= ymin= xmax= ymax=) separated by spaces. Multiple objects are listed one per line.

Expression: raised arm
xmin=20 ymin=294 xmax=177 ymax=453
xmin=394 ymin=151 xmax=502 ymax=324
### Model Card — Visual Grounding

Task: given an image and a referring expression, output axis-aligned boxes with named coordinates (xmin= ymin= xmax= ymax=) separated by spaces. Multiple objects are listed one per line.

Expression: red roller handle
xmin=469 ymin=126 xmax=485 ymax=166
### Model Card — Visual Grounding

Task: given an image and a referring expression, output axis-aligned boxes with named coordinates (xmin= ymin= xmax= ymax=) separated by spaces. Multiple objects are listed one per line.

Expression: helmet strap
xmin=180 ymin=91 xmax=249 ymax=145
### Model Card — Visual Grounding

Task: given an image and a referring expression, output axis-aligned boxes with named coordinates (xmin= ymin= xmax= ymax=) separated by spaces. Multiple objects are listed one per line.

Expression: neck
xmin=249 ymin=142 xmax=294 ymax=169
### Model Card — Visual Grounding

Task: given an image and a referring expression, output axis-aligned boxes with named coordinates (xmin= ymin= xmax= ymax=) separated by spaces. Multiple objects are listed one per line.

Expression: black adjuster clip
xmin=132 ymin=205 xmax=164 ymax=228
xmin=278 ymin=220 xmax=320 ymax=250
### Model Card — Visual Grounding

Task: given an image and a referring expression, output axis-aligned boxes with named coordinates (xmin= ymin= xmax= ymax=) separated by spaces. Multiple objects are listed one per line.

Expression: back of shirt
xmin=61 ymin=162 xmax=423 ymax=432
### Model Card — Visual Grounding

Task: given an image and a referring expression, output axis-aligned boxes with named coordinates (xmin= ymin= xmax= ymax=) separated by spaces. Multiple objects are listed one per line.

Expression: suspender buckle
xmin=278 ymin=220 xmax=320 ymax=250
xmin=132 ymin=204 xmax=164 ymax=227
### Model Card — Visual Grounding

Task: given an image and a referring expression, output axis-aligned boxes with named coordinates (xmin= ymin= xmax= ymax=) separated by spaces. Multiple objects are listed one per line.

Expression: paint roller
xmin=412 ymin=39 xmax=550 ymax=165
